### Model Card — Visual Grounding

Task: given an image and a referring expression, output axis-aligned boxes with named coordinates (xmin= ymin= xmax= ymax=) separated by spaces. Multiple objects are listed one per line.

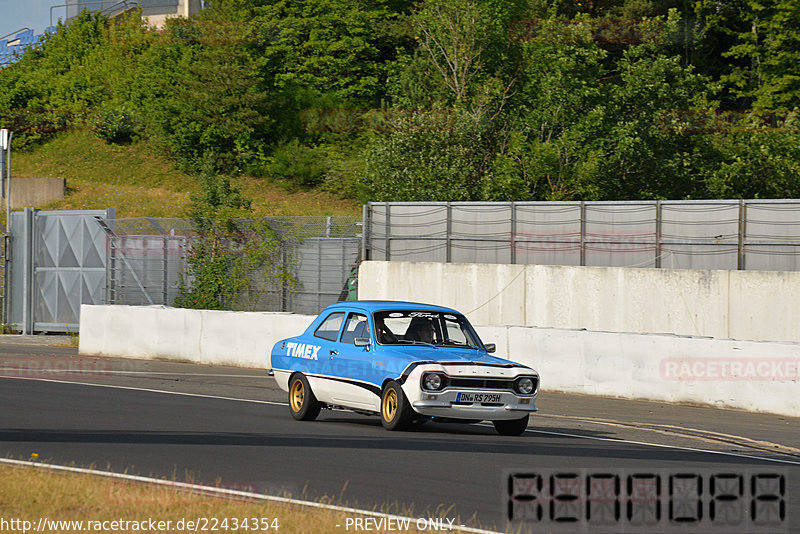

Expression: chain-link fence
xmin=101 ymin=216 xmax=363 ymax=315
xmin=365 ymin=200 xmax=800 ymax=271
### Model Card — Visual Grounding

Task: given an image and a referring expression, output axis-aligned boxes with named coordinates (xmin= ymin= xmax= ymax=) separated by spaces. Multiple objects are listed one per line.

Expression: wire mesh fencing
xmin=365 ymin=200 xmax=800 ymax=271
xmin=101 ymin=216 xmax=363 ymax=315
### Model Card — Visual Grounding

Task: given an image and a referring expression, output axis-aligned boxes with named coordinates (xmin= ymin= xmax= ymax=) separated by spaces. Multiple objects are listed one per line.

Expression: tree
xmin=719 ymin=0 xmax=800 ymax=110
xmin=174 ymin=165 xmax=291 ymax=310
xmin=135 ymin=17 xmax=274 ymax=173
xmin=247 ymin=0 xmax=400 ymax=105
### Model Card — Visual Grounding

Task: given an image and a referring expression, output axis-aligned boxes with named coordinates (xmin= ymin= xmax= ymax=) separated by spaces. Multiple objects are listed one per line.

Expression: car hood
xmin=383 ymin=346 xmax=526 ymax=367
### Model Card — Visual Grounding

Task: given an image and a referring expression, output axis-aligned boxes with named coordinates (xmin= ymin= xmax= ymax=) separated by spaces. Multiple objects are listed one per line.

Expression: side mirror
xmin=354 ymin=337 xmax=371 ymax=347
xmin=484 ymin=343 xmax=496 ymax=353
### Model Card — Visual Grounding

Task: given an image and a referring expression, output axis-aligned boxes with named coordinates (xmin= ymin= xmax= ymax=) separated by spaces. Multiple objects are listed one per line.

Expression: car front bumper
xmin=410 ymin=390 xmax=537 ymax=420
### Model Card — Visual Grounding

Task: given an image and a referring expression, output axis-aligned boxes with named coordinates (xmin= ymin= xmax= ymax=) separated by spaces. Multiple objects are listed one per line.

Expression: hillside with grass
xmin=13 ymin=130 xmax=361 ymax=218
xmin=4 ymin=0 xmax=800 ymax=212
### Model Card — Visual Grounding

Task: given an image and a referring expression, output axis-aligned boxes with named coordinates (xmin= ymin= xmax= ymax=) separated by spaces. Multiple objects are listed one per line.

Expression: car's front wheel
xmin=288 ymin=374 xmax=321 ymax=421
xmin=493 ymin=415 xmax=529 ymax=436
xmin=380 ymin=381 xmax=412 ymax=430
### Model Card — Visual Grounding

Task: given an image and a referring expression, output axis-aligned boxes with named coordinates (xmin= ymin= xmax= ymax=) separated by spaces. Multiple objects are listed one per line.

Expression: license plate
xmin=455 ymin=392 xmax=502 ymax=403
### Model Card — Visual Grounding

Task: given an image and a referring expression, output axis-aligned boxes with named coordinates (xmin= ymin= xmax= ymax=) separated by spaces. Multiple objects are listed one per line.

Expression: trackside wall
xmin=79 ymin=305 xmax=313 ymax=368
xmin=79 ymin=304 xmax=800 ymax=417
xmin=357 ymin=261 xmax=800 ymax=344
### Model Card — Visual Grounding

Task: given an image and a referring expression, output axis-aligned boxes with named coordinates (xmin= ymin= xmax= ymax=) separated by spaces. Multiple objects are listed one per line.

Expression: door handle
xmin=329 ymin=350 xmax=338 ymax=355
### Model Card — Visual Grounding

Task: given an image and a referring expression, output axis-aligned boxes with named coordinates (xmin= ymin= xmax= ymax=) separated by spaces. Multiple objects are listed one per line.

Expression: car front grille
xmin=448 ymin=376 xmax=538 ymax=393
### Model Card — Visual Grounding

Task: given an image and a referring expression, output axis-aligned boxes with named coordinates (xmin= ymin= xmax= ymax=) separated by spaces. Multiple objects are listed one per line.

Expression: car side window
xmin=340 ymin=313 xmax=368 ymax=344
xmin=445 ymin=321 xmax=467 ymax=344
xmin=314 ymin=312 xmax=345 ymax=341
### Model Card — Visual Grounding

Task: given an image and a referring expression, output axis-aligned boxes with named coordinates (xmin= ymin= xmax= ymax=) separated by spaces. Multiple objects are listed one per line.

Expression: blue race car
xmin=270 ymin=301 xmax=539 ymax=435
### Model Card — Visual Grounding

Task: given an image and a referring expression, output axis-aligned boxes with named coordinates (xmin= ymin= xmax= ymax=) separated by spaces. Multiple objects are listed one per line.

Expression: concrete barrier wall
xmin=475 ymin=326 xmax=800 ymax=417
xmin=11 ymin=177 xmax=66 ymax=209
xmin=358 ymin=261 xmax=800 ymax=344
xmin=79 ymin=305 xmax=315 ymax=369
xmin=80 ymin=304 xmax=800 ymax=417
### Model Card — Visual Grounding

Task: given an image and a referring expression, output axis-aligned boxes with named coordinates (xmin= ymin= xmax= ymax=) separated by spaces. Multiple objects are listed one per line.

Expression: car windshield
xmin=372 ymin=310 xmax=482 ymax=349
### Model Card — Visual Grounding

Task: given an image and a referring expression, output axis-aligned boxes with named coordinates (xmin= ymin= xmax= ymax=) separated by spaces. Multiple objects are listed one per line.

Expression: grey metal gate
xmin=8 ymin=208 xmax=114 ymax=333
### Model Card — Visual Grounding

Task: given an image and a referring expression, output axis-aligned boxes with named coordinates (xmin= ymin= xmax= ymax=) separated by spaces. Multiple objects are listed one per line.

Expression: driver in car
xmin=407 ymin=318 xmax=436 ymax=344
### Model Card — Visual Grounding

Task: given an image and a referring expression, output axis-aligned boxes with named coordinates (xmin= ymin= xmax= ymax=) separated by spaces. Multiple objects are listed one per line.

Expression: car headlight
xmin=421 ymin=372 xmax=447 ymax=391
xmin=515 ymin=376 xmax=535 ymax=395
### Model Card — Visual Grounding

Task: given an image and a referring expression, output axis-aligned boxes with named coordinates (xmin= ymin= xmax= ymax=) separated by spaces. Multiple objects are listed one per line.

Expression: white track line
xmin=5 ymin=374 xmax=800 ymax=467
xmin=0 ymin=368 xmax=266 ymax=378
xmin=0 ymin=375 xmax=286 ymax=407
xmin=523 ymin=428 xmax=800 ymax=466
xmin=0 ymin=458 xmax=499 ymax=534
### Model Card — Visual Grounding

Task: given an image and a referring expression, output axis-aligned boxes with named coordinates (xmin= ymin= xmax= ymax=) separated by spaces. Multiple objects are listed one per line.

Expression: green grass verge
xmin=0 ymin=464 xmax=455 ymax=534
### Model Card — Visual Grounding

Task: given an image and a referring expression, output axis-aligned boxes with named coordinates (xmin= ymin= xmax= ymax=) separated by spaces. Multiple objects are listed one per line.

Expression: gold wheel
xmin=290 ymin=379 xmax=305 ymax=413
xmin=382 ymin=388 xmax=398 ymax=422
xmin=288 ymin=374 xmax=321 ymax=421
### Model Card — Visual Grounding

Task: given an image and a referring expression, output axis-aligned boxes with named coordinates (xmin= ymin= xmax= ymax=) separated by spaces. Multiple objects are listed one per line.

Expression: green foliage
xmin=721 ymin=0 xmax=800 ymax=110
xmin=247 ymin=0 xmax=400 ymax=104
xmin=134 ymin=18 xmax=275 ymax=173
xmin=91 ymin=107 xmax=138 ymax=144
xmin=703 ymin=130 xmax=800 ymax=198
xmin=597 ymin=17 xmax=719 ymax=199
xmin=188 ymin=164 xmax=253 ymax=233
xmin=268 ymin=140 xmax=329 ymax=191
xmin=361 ymin=111 xmax=488 ymax=201
xmin=173 ymin=234 xmax=247 ymax=310
xmin=175 ymin=165 xmax=293 ymax=310
xmin=3 ymin=0 xmax=800 ymax=207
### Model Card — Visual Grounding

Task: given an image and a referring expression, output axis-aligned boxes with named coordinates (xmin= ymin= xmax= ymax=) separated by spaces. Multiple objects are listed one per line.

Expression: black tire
xmin=380 ymin=381 xmax=413 ymax=430
xmin=288 ymin=374 xmax=321 ymax=421
xmin=493 ymin=415 xmax=529 ymax=436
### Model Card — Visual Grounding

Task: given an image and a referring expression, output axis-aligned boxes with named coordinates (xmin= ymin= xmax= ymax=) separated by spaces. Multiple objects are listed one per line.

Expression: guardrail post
xmin=361 ymin=204 xmax=369 ymax=261
xmin=510 ymin=201 xmax=517 ymax=264
xmin=738 ymin=200 xmax=747 ymax=270
xmin=655 ymin=200 xmax=662 ymax=268
xmin=384 ymin=203 xmax=391 ymax=261
xmin=579 ymin=201 xmax=586 ymax=267
xmin=162 ymin=235 xmax=169 ymax=305
xmin=446 ymin=202 xmax=452 ymax=263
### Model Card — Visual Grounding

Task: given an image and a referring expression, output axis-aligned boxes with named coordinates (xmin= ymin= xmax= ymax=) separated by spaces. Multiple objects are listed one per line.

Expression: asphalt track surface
xmin=1 ymin=340 xmax=799 ymax=533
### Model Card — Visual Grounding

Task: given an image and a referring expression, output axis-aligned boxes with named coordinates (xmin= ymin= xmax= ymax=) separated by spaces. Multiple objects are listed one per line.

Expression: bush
xmin=92 ymin=108 xmax=137 ymax=144
xmin=268 ymin=140 xmax=328 ymax=190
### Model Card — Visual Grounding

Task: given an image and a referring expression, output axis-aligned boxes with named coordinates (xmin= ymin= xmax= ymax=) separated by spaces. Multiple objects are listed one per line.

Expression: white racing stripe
xmin=0 ymin=458 xmax=499 ymax=534
xmin=4 ymin=374 xmax=799 ymax=467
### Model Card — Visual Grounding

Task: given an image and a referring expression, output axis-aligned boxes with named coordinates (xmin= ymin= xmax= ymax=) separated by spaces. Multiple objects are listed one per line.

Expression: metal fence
xmin=6 ymin=208 xmax=113 ymax=333
xmin=364 ymin=200 xmax=800 ymax=271
xmin=0 ymin=222 xmax=6 ymax=326
xmin=104 ymin=216 xmax=363 ymax=315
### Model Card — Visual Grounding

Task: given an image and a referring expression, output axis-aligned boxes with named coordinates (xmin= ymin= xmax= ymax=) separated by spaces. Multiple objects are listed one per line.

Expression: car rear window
xmin=314 ymin=312 xmax=345 ymax=341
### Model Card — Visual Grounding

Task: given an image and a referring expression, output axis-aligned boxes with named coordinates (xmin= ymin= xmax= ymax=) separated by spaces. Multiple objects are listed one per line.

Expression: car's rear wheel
xmin=380 ymin=381 xmax=412 ymax=430
xmin=289 ymin=374 xmax=321 ymax=421
xmin=493 ymin=415 xmax=529 ymax=436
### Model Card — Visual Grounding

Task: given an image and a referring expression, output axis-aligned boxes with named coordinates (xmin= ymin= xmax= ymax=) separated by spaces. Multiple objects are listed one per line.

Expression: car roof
xmin=321 ymin=300 xmax=462 ymax=315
